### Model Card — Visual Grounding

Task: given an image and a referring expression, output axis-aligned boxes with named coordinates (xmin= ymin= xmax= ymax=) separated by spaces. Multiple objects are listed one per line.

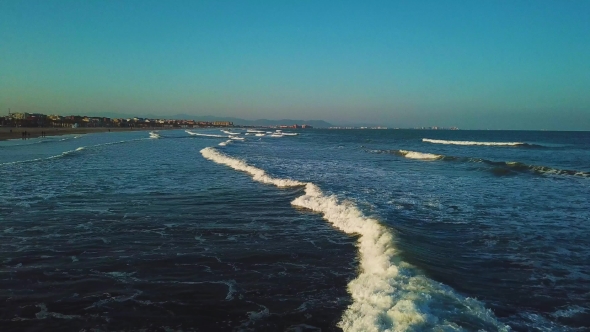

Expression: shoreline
xmin=0 ymin=127 xmax=160 ymax=141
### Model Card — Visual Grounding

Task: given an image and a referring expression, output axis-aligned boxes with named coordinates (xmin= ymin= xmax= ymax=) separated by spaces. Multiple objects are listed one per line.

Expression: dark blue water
xmin=1 ymin=129 xmax=588 ymax=331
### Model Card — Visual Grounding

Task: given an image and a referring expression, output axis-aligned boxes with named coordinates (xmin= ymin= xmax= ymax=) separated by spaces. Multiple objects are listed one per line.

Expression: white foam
xmin=149 ymin=131 xmax=160 ymax=139
xmin=218 ymin=140 xmax=232 ymax=146
xmin=201 ymin=148 xmax=304 ymax=188
xmin=398 ymin=150 xmax=442 ymax=160
xmin=229 ymin=136 xmax=245 ymax=140
xmin=46 ymin=147 xmax=85 ymax=159
xmin=185 ymin=130 xmax=227 ymax=138
xmin=222 ymin=130 xmax=242 ymax=135
xmin=200 ymin=147 xmax=509 ymax=331
xmin=255 ymin=133 xmax=266 ymax=137
xmin=282 ymin=132 xmax=298 ymax=136
xmin=423 ymin=138 xmax=524 ymax=146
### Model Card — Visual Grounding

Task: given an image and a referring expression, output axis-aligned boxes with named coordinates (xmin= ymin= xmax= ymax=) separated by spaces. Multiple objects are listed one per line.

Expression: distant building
xmin=9 ymin=112 xmax=29 ymax=120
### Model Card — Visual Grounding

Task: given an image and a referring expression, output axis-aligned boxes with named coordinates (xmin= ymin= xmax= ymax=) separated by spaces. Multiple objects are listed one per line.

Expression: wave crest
xmin=186 ymin=130 xmax=228 ymax=138
xmin=200 ymin=147 xmax=304 ymax=187
xmin=423 ymin=138 xmax=528 ymax=146
xmin=398 ymin=150 xmax=443 ymax=160
xmin=369 ymin=149 xmax=589 ymax=178
xmin=200 ymin=147 xmax=508 ymax=331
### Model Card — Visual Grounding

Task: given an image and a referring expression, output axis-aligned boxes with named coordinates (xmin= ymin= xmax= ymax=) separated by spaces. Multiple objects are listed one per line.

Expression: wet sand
xmin=0 ymin=127 xmax=157 ymax=141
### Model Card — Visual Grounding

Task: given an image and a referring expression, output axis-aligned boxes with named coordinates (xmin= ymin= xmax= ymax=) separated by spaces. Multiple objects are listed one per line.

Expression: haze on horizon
xmin=1 ymin=1 xmax=589 ymax=130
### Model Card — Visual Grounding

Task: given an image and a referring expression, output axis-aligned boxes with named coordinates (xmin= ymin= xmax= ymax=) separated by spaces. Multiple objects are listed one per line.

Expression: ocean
xmin=1 ymin=129 xmax=588 ymax=331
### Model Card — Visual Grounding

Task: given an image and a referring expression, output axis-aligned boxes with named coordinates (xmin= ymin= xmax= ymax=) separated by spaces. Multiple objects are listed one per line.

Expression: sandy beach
xmin=0 ymin=127 xmax=158 ymax=141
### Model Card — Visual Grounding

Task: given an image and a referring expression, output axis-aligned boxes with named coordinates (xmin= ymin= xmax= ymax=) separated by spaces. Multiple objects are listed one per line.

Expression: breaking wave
xmin=423 ymin=138 xmax=544 ymax=147
xmin=487 ymin=160 xmax=590 ymax=177
xmin=221 ymin=130 xmax=242 ymax=135
xmin=218 ymin=140 xmax=233 ymax=147
xmin=397 ymin=150 xmax=442 ymax=160
xmin=185 ymin=130 xmax=228 ymax=138
xmin=371 ymin=149 xmax=589 ymax=178
xmin=200 ymin=147 xmax=509 ymax=331
xmin=201 ymin=148 xmax=304 ymax=187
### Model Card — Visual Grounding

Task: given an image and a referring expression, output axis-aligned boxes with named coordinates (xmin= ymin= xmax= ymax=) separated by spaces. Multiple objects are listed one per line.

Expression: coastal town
xmin=0 ymin=111 xmax=234 ymax=129
xmin=0 ymin=111 xmax=458 ymax=131
xmin=0 ymin=111 xmax=318 ymax=140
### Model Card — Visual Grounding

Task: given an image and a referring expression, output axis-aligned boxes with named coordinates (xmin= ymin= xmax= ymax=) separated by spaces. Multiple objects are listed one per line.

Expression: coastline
xmin=0 ymin=127 xmax=158 ymax=141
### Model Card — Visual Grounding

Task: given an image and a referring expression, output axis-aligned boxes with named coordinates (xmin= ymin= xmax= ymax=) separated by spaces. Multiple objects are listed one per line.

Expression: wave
xmin=372 ymin=149 xmax=589 ymax=178
xmin=48 ymin=147 xmax=85 ymax=159
xmin=201 ymin=148 xmax=304 ymax=187
xmin=397 ymin=150 xmax=443 ymax=160
xmin=221 ymin=130 xmax=242 ymax=135
xmin=488 ymin=160 xmax=590 ymax=177
xmin=0 ymin=147 xmax=86 ymax=166
xmin=423 ymin=138 xmax=543 ymax=147
xmin=218 ymin=140 xmax=233 ymax=147
xmin=200 ymin=147 xmax=509 ymax=331
xmin=149 ymin=131 xmax=160 ymax=139
xmin=0 ymin=138 xmax=148 ymax=167
xmin=185 ymin=130 xmax=228 ymax=138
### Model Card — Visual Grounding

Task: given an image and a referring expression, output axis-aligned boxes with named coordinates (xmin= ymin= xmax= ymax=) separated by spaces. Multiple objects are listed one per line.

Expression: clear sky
xmin=1 ymin=1 xmax=589 ymax=130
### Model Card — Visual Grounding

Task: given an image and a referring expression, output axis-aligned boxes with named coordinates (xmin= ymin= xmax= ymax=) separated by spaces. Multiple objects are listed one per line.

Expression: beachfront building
xmin=213 ymin=121 xmax=233 ymax=127
xmin=9 ymin=112 xmax=29 ymax=120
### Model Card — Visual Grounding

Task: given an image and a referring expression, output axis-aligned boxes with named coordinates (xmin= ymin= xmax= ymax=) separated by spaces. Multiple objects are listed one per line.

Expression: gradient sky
xmin=1 ymin=1 xmax=589 ymax=129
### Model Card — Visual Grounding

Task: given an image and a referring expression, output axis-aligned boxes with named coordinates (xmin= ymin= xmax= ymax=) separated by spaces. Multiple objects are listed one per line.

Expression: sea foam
xmin=201 ymin=148 xmax=304 ymax=187
xmin=200 ymin=147 xmax=509 ymax=331
xmin=185 ymin=130 xmax=228 ymax=138
xmin=423 ymin=138 xmax=525 ymax=146
xmin=398 ymin=150 xmax=442 ymax=160
xmin=222 ymin=130 xmax=242 ymax=135
xmin=370 ymin=149 xmax=589 ymax=178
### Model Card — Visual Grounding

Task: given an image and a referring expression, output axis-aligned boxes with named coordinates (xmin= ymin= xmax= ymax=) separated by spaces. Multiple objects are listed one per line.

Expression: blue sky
xmin=1 ymin=0 xmax=589 ymax=129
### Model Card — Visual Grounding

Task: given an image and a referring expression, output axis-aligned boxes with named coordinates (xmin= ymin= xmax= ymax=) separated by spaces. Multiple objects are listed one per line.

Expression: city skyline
xmin=1 ymin=1 xmax=589 ymax=130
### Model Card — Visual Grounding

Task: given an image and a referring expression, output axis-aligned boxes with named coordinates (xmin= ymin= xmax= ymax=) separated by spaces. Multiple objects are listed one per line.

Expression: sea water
xmin=1 ymin=129 xmax=588 ymax=331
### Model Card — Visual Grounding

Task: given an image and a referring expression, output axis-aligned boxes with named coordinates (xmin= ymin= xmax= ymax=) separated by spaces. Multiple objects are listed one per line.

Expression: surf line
xmin=200 ymin=147 xmax=508 ymax=331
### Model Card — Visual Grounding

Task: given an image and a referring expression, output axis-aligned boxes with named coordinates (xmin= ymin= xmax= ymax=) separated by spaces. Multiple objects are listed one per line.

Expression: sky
xmin=1 ymin=1 xmax=589 ymax=130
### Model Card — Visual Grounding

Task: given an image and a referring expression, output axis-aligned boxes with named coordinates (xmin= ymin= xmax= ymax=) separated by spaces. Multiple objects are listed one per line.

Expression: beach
xmin=0 ymin=127 xmax=155 ymax=141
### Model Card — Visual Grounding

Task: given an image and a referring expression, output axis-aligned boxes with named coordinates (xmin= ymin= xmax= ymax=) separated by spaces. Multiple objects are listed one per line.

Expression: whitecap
xmin=398 ymin=150 xmax=442 ymax=160
xmin=423 ymin=138 xmax=525 ymax=146
xmin=185 ymin=130 xmax=228 ymax=138
xmin=200 ymin=147 xmax=509 ymax=331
